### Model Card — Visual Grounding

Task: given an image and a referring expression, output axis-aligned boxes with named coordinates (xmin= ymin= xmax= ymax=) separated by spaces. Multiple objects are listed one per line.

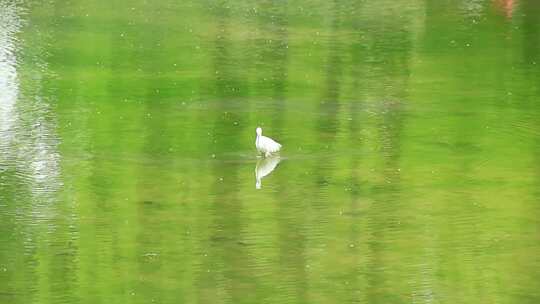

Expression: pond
xmin=1 ymin=0 xmax=539 ymax=303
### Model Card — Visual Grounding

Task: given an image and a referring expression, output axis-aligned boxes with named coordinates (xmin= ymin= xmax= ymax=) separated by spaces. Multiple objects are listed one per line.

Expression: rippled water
xmin=1 ymin=0 xmax=540 ymax=303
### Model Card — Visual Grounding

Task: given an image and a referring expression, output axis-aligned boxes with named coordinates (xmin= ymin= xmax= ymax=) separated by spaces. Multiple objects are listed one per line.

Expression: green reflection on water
xmin=1 ymin=0 xmax=540 ymax=303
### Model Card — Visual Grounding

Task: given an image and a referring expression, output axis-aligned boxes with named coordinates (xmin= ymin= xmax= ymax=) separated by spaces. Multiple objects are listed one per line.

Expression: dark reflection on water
xmin=198 ymin=1 xmax=251 ymax=303
xmin=2 ymin=0 xmax=540 ymax=303
xmin=522 ymin=0 xmax=540 ymax=293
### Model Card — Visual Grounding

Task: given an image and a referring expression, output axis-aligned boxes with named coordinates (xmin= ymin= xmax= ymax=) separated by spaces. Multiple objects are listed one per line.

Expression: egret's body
xmin=255 ymin=127 xmax=281 ymax=157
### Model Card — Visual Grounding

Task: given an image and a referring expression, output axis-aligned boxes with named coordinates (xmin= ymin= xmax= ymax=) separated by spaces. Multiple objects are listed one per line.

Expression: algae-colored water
xmin=1 ymin=1 xmax=540 ymax=303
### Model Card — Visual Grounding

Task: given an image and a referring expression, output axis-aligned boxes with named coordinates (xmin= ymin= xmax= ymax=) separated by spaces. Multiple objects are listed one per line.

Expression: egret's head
xmin=256 ymin=127 xmax=262 ymax=136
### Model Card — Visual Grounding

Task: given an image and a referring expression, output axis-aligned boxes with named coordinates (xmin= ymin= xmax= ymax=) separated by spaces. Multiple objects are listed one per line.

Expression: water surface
xmin=1 ymin=0 xmax=540 ymax=303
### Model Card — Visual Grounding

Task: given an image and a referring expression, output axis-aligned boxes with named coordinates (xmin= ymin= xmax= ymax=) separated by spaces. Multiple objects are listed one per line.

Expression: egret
xmin=255 ymin=155 xmax=281 ymax=189
xmin=255 ymin=127 xmax=281 ymax=157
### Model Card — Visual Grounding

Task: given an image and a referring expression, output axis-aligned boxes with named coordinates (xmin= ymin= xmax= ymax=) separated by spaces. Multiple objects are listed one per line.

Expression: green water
xmin=1 ymin=0 xmax=540 ymax=303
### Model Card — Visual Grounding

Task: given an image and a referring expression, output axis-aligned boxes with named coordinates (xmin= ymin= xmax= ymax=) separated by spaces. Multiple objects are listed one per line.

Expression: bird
xmin=255 ymin=155 xmax=281 ymax=189
xmin=255 ymin=127 xmax=281 ymax=157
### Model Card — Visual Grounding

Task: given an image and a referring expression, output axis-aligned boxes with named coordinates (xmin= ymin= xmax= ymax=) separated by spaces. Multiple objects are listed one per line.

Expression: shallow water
xmin=1 ymin=0 xmax=540 ymax=303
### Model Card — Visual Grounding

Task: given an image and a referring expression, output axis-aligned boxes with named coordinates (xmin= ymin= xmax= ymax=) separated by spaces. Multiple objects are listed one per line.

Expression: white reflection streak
xmin=460 ymin=0 xmax=484 ymax=18
xmin=0 ymin=2 xmax=61 ymax=209
xmin=0 ymin=2 xmax=20 ymax=149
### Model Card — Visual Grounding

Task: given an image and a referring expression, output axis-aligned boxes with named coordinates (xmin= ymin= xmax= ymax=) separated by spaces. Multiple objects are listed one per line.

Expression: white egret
xmin=255 ymin=155 xmax=281 ymax=189
xmin=255 ymin=127 xmax=281 ymax=157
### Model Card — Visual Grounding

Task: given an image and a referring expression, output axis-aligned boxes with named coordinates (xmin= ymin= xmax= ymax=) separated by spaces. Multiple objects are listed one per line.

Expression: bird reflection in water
xmin=255 ymin=155 xmax=281 ymax=189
